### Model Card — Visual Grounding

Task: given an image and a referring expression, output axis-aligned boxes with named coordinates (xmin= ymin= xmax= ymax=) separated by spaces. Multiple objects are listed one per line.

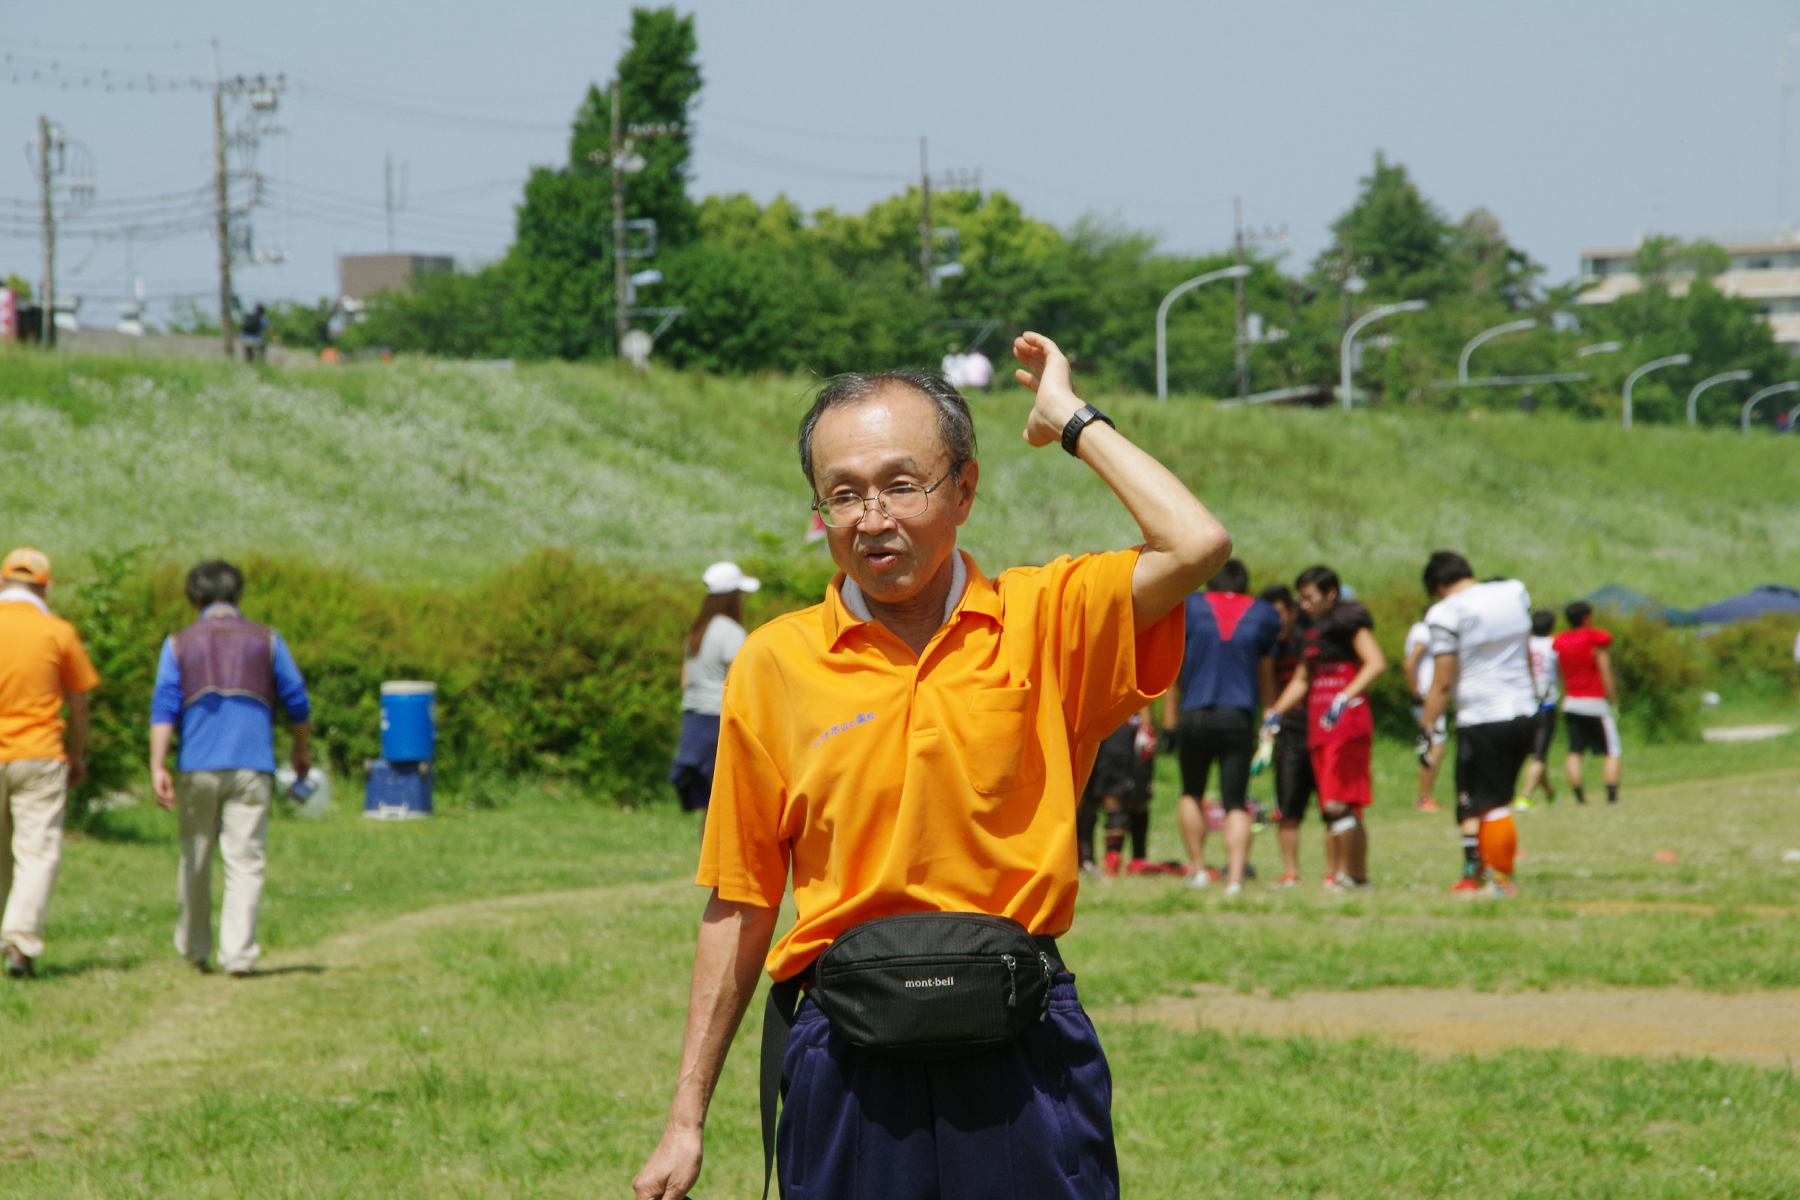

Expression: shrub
xmin=1701 ymin=613 xmax=1800 ymax=700
xmin=1601 ymin=614 xmax=1702 ymax=743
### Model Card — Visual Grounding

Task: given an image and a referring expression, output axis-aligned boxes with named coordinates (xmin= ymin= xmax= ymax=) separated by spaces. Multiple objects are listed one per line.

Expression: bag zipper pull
xmin=1038 ymin=951 xmax=1054 ymax=1020
xmin=1001 ymin=953 xmax=1018 ymax=1007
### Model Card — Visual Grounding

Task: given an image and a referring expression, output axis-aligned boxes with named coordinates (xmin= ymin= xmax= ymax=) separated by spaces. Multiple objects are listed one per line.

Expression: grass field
xmin=4 ymin=348 xmax=1799 ymax=604
xmin=1 ymin=744 xmax=1796 ymax=1198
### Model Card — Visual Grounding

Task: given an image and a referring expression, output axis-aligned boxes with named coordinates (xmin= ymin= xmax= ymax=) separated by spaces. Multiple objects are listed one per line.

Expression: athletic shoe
xmin=1125 ymin=858 xmax=1151 ymax=875
xmin=1415 ymin=798 xmax=1440 ymax=813
xmin=1185 ymin=869 xmax=1211 ymax=891
xmin=1103 ymin=850 xmax=1121 ymax=879
xmin=1512 ymin=795 xmax=1534 ymax=811
xmin=1545 ymin=791 xmax=1559 ymax=808
xmin=1223 ymin=881 xmax=1243 ymax=898
xmin=1321 ymin=875 xmax=1344 ymax=893
xmin=1481 ymin=879 xmax=1518 ymax=899
xmin=1273 ymin=872 xmax=1300 ymax=888
xmin=4 ymin=945 xmax=33 ymax=979
xmin=1448 ymin=877 xmax=1482 ymax=896
xmin=1079 ymin=860 xmax=1101 ymax=880
xmin=1337 ymin=877 xmax=1370 ymax=892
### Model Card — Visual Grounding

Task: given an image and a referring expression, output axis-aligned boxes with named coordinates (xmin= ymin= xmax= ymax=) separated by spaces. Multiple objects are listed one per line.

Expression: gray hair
xmin=797 ymin=371 xmax=978 ymax=489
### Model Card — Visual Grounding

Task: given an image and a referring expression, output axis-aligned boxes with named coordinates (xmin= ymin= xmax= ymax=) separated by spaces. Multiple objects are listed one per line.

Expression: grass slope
xmin=4 ymin=350 xmax=1798 ymax=603
xmin=3 ymin=768 xmax=1799 ymax=1196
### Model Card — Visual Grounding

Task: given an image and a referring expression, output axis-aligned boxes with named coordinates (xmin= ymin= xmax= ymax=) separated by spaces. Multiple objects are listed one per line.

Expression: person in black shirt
xmin=1259 ymin=584 xmax=1313 ymax=887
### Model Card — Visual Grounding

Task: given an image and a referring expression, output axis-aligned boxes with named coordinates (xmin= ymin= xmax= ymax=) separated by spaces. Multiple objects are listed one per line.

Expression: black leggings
xmin=1176 ymin=707 xmax=1256 ymax=811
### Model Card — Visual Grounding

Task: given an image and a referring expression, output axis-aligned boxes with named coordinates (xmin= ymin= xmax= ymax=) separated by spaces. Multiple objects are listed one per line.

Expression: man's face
xmin=1273 ymin=599 xmax=1296 ymax=637
xmin=810 ymin=387 xmax=977 ymax=607
xmin=1296 ymin=583 xmax=1336 ymax=620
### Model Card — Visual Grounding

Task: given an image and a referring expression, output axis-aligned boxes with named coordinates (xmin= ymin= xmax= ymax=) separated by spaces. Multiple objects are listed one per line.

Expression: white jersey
xmin=1528 ymin=635 xmax=1560 ymax=709
xmin=1404 ymin=621 xmax=1435 ymax=698
xmin=1424 ymin=580 xmax=1537 ymax=726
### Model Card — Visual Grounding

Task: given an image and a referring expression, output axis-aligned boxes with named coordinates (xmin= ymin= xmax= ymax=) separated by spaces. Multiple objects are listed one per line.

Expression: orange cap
xmin=1 ymin=548 xmax=51 ymax=586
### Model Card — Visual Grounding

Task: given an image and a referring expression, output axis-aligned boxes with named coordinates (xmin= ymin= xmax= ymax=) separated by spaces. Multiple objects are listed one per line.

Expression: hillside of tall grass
xmin=3 ymin=349 xmax=1797 ymax=605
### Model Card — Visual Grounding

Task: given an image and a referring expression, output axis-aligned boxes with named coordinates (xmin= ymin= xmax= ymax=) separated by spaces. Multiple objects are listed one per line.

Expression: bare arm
xmin=1013 ymin=333 xmax=1231 ymax=631
xmin=1422 ymin=654 xmax=1457 ymax=729
xmin=1339 ymin=628 xmax=1388 ymax=704
xmin=150 ymin=722 xmax=177 ymax=809
xmin=633 ymin=894 xmax=780 ymax=1200
xmin=1270 ymin=661 xmax=1311 ymax=717
xmin=64 ymin=691 xmax=89 ymax=789
xmin=289 ymin=720 xmax=313 ymax=779
xmin=1595 ymin=647 xmax=1617 ymax=705
xmin=1259 ymin=658 xmax=1276 ymax=711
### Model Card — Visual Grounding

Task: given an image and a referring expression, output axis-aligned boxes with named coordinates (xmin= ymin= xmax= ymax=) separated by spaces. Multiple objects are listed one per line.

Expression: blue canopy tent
xmin=1582 ymin=583 xmax=1698 ymax=626
xmin=1688 ymin=585 xmax=1800 ymax=625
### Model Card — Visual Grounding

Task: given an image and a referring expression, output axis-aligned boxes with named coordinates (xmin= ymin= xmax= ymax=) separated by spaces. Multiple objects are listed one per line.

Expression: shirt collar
xmin=201 ymin=602 xmax=242 ymax=619
xmin=0 ymin=586 xmax=49 ymax=616
xmin=825 ymin=549 xmax=999 ymax=650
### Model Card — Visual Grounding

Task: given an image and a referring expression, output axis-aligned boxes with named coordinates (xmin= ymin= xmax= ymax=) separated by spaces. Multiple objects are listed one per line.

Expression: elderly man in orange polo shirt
xmin=0 ymin=548 xmax=100 ymax=979
xmin=633 ymin=333 xmax=1230 ymax=1200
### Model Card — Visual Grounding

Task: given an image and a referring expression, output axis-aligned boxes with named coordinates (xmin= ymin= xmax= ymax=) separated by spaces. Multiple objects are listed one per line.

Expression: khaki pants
xmin=0 ymin=759 xmax=68 ymax=961
xmin=175 ymin=770 xmax=271 ymax=974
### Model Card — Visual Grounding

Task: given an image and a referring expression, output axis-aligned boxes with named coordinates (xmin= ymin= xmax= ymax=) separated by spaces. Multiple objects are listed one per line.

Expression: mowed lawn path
xmin=1 ymin=764 xmax=1798 ymax=1196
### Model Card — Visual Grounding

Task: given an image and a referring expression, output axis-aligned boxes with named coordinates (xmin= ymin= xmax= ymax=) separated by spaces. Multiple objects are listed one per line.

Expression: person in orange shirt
xmin=631 ymin=333 xmax=1231 ymax=1200
xmin=0 ymin=548 xmax=100 ymax=979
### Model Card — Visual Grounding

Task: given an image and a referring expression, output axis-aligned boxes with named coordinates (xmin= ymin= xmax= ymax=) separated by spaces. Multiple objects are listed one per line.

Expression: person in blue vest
xmin=148 ymin=560 xmax=311 ymax=977
xmin=1168 ymin=559 xmax=1281 ymax=897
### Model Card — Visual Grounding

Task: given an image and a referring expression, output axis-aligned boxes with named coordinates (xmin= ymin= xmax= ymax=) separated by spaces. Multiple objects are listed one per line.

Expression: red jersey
xmin=1301 ymin=602 xmax=1375 ymax=747
xmin=1552 ymin=625 xmax=1613 ymax=699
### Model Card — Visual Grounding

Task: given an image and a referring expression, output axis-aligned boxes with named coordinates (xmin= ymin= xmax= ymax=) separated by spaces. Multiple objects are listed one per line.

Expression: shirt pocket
xmin=956 ymin=685 xmax=1047 ymax=795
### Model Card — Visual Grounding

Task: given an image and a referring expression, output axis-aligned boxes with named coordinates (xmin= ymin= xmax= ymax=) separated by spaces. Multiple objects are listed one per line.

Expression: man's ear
xmin=953 ymin=459 xmax=980 ymax=525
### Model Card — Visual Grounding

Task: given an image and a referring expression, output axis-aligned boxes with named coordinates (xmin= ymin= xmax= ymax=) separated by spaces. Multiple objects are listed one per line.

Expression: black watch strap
xmin=1060 ymin=404 xmax=1115 ymax=457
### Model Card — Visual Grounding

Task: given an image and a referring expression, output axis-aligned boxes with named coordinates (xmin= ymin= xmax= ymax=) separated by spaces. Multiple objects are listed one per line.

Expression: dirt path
xmin=1117 ymin=985 xmax=1800 ymax=1068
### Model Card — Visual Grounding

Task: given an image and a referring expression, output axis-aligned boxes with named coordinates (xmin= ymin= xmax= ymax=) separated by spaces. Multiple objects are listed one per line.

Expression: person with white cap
xmin=0 ymin=548 xmax=100 ymax=979
xmin=669 ymin=562 xmax=760 ymax=836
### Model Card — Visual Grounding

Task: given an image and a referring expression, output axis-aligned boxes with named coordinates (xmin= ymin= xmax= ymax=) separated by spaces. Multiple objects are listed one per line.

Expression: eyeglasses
xmin=812 ymin=469 xmax=956 ymax=528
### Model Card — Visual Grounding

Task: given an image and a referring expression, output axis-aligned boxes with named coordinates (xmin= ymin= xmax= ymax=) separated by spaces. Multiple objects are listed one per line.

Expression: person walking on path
xmin=1402 ymin=607 xmax=1447 ymax=813
xmin=148 ymin=561 xmax=311 ymax=978
xmin=1169 ymin=558 xmax=1279 ymax=896
xmin=1553 ymin=601 xmax=1621 ymax=805
xmin=1267 ymin=566 xmax=1386 ymax=891
xmin=1517 ymin=609 xmax=1562 ymax=808
xmin=1418 ymin=552 xmax=1537 ymax=898
xmin=669 ymin=561 xmax=758 ymax=842
xmin=0 ymin=548 xmax=99 ymax=979
xmin=631 ymin=331 xmax=1229 ymax=1200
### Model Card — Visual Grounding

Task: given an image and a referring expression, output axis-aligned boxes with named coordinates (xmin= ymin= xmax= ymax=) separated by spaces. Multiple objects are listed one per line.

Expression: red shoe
xmin=1125 ymin=857 xmax=1151 ymax=875
xmin=1103 ymin=850 xmax=1121 ymax=878
xmin=1273 ymin=872 xmax=1300 ymax=888
xmin=1448 ymin=876 xmax=1482 ymax=895
xmin=1416 ymin=798 xmax=1440 ymax=813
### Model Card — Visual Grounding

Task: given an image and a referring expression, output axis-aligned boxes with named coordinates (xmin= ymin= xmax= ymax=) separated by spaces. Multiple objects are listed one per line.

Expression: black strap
xmin=760 ymin=975 xmax=806 ymax=1200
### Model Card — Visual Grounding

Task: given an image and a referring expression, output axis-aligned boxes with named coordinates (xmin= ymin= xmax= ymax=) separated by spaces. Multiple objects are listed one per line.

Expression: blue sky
xmin=3 ymin=0 xmax=1797 ymax=327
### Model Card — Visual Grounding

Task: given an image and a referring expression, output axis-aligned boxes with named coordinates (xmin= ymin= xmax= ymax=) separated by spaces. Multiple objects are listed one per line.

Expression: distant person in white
xmin=669 ymin=562 xmax=758 ymax=842
xmin=1418 ymin=553 xmax=1538 ymax=897
xmin=939 ymin=350 xmax=994 ymax=392
xmin=1402 ymin=610 xmax=1447 ymax=813
xmin=1516 ymin=610 xmax=1562 ymax=808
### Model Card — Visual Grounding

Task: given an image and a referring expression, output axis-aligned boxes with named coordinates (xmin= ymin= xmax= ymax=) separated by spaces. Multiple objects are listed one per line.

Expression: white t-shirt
xmin=1424 ymin=580 xmax=1537 ymax=726
xmin=682 ymin=615 xmax=747 ymax=716
xmin=1404 ymin=621 xmax=1434 ymax=698
xmin=1528 ymin=635 xmax=1561 ymax=709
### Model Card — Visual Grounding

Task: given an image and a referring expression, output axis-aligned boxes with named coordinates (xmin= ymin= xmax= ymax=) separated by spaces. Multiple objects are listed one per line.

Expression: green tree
xmin=1319 ymin=152 xmax=1455 ymax=298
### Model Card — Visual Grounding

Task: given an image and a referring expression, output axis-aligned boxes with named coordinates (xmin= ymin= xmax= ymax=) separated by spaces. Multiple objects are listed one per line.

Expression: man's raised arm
xmin=1013 ymin=332 xmax=1231 ymax=631
xmin=633 ymin=894 xmax=779 ymax=1200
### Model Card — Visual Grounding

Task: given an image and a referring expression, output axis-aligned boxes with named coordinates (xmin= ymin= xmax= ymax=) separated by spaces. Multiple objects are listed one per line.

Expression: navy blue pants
xmin=777 ymin=974 xmax=1119 ymax=1200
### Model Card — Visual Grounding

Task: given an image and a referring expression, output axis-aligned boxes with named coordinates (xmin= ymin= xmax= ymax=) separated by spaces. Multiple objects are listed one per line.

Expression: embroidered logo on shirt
xmin=812 ymin=712 xmax=876 ymax=748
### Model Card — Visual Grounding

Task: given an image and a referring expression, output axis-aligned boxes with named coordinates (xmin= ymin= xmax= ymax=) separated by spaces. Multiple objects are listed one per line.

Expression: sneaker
xmin=1185 ymin=868 xmax=1211 ymax=890
xmin=1125 ymin=857 xmax=1152 ymax=875
xmin=4 ymin=945 xmax=33 ymax=979
xmin=1481 ymin=879 xmax=1517 ymax=899
xmin=1337 ymin=877 xmax=1370 ymax=892
xmin=1321 ymin=875 xmax=1344 ymax=893
xmin=1512 ymin=795 xmax=1534 ymax=811
xmin=1273 ymin=872 xmax=1300 ymax=888
xmin=1079 ymin=860 xmax=1101 ymax=880
xmin=1223 ymin=881 xmax=1243 ymax=898
xmin=1545 ymin=791 xmax=1559 ymax=808
xmin=1103 ymin=850 xmax=1120 ymax=879
xmin=1448 ymin=877 xmax=1482 ymax=895
xmin=1415 ymin=798 xmax=1440 ymax=813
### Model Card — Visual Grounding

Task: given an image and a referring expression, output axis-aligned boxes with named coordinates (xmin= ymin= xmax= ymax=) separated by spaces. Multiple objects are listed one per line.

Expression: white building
xmin=1577 ymin=234 xmax=1800 ymax=346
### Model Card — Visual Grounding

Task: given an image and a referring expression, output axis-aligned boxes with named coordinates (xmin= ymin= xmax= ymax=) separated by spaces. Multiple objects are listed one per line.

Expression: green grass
xmin=2 ymin=766 xmax=1798 ymax=1196
xmin=5 ymin=348 xmax=1799 ymax=603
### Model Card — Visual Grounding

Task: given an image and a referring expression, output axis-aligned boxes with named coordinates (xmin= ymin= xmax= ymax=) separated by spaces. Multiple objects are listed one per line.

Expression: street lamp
xmin=1741 ymin=380 xmax=1800 ymax=432
xmin=1155 ymin=264 xmax=1252 ymax=402
xmin=1458 ymin=318 xmax=1537 ymax=384
xmin=1340 ymin=299 xmax=1427 ymax=410
xmin=1621 ymin=354 xmax=1691 ymax=430
xmin=1575 ymin=341 xmax=1623 ymax=358
xmin=1684 ymin=369 xmax=1752 ymax=427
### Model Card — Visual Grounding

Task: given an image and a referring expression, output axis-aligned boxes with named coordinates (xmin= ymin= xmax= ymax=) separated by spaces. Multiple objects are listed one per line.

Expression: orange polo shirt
xmin=697 ymin=548 xmax=1183 ymax=981
xmin=0 ymin=596 xmax=100 ymax=763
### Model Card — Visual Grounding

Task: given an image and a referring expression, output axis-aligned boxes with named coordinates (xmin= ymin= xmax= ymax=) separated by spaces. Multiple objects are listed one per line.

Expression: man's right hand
xmin=152 ymin=765 xmax=176 ymax=811
xmin=632 ymin=1124 xmax=703 ymax=1199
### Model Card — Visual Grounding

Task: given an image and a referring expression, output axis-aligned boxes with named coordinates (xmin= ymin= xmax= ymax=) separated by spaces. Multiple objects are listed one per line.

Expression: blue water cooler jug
xmin=366 ymin=681 xmax=436 ymax=819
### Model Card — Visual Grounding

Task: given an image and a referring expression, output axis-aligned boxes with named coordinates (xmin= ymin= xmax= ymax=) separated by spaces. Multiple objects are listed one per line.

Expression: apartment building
xmin=1577 ymin=235 xmax=1800 ymax=345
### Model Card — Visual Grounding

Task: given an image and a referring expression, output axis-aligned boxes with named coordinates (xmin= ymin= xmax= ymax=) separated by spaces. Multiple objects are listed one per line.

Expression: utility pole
xmin=212 ymin=40 xmax=234 ymax=360
xmin=1233 ymin=198 xmax=1248 ymax=400
xmin=37 ymin=116 xmax=55 ymax=350
xmin=919 ymin=137 xmax=933 ymax=289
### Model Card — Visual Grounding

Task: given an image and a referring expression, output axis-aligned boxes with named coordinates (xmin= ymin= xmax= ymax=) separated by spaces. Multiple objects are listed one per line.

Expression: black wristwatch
xmin=1061 ymin=404 xmax=1116 ymax=457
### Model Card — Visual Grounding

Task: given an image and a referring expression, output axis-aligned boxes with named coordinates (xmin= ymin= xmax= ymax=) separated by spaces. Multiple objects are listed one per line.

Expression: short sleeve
xmin=1045 ymin=549 xmax=1184 ymax=741
xmin=696 ymin=668 xmax=791 ymax=908
xmin=57 ymin=623 xmax=100 ymax=693
xmin=1425 ymin=603 xmax=1459 ymax=658
xmin=1594 ymin=628 xmax=1614 ymax=650
xmin=1253 ymin=602 xmax=1280 ymax=656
